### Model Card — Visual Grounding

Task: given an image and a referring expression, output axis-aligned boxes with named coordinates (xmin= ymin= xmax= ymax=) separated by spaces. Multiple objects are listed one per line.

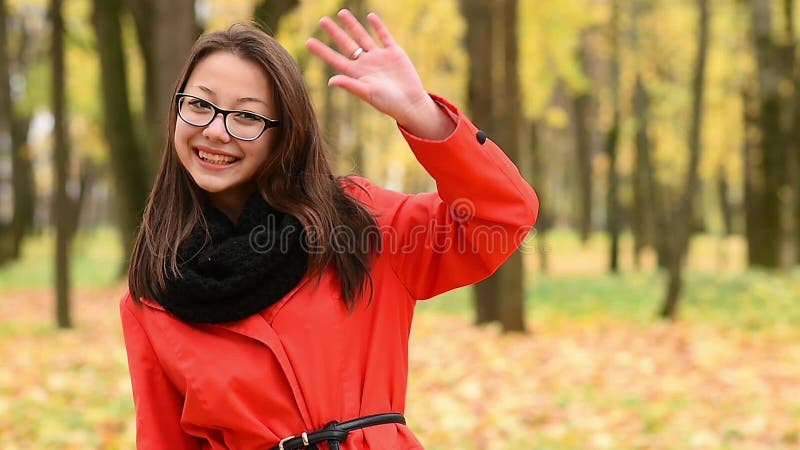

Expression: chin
xmin=193 ymin=180 xmax=232 ymax=195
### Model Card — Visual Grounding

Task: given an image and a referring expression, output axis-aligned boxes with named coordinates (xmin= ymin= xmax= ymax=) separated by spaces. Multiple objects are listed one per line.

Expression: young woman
xmin=121 ymin=9 xmax=538 ymax=450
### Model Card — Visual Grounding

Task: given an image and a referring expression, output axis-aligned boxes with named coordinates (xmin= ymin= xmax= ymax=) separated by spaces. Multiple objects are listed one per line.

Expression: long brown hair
xmin=128 ymin=24 xmax=379 ymax=310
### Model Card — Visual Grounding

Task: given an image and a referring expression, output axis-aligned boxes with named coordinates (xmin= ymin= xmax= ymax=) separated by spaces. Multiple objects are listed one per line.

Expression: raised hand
xmin=306 ymin=9 xmax=455 ymax=140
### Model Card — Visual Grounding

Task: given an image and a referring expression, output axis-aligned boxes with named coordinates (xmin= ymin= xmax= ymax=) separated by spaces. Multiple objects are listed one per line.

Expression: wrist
xmin=397 ymin=95 xmax=456 ymax=140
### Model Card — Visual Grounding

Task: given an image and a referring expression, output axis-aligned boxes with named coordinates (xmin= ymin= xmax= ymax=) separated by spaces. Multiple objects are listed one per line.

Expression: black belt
xmin=271 ymin=413 xmax=406 ymax=450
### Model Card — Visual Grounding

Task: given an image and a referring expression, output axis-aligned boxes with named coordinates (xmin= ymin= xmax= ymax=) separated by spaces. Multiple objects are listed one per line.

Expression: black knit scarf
xmin=157 ymin=193 xmax=308 ymax=324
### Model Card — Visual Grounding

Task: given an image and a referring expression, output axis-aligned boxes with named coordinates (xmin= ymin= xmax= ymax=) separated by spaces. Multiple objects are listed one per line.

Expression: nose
xmin=202 ymin=114 xmax=231 ymax=142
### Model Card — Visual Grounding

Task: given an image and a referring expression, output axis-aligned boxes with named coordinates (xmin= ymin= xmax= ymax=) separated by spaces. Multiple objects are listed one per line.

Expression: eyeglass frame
xmin=174 ymin=93 xmax=280 ymax=141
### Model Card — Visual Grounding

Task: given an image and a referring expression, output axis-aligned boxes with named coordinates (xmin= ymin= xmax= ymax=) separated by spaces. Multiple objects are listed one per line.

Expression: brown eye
xmin=234 ymin=111 xmax=262 ymax=122
xmin=188 ymin=99 xmax=213 ymax=112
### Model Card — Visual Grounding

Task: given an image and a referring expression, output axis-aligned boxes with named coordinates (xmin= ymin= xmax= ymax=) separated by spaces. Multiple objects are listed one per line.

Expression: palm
xmin=306 ymin=10 xmax=429 ymax=127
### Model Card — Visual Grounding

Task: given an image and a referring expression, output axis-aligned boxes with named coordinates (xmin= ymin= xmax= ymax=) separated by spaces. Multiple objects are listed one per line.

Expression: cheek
xmin=173 ymin=126 xmax=195 ymax=169
xmin=245 ymin=138 xmax=275 ymax=166
xmin=174 ymin=123 xmax=195 ymax=155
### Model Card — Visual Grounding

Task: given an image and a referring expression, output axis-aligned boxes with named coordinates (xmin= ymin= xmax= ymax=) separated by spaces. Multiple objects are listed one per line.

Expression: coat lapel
xmin=207 ymin=277 xmax=315 ymax=429
xmin=140 ymin=279 xmax=315 ymax=429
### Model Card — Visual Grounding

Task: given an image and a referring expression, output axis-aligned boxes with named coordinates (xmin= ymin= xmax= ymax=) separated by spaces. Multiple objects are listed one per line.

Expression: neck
xmin=208 ymin=185 xmax=256 ymax=223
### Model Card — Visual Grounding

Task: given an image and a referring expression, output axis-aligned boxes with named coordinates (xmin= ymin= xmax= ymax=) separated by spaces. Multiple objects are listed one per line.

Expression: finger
xmin=367 ymin=13 xmax=397 ymax=48
xmin=319 ymin=16 xmax=361 ymax=58
xmin=336 ymin=9 xmax=378 ymax=51
xmin=306 ymin=38 xmax=352 ymax=74
xmin=328 ymin=75 xmax=372 ymax=104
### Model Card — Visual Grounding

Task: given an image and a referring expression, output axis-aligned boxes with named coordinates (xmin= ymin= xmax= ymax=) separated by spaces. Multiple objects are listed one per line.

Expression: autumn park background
xmin=1 ymin=0 xmax=800 ymax=448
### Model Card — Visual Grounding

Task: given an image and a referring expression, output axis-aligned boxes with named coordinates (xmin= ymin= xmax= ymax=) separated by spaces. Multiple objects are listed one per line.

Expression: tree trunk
xmin=322 ymin=60 xmax=341 ymax=165
xmin=346 ymin=0 xmax=366 ymax=173
xmin=777 ymin=4 xmax=795 ymax=267
xmin=630 ymin=0 xmax=658 ymax=271
xmin=573 ymin=30 xmax=596 ymax=244
xmin=632 ymin=76 xmax=654 ymax=270
xmin=660 ymin=0 xmax=709 ymax=319
xmin=794 ymin=59 xmax=800 ymax=265
xmin=784 ymin=0 xmax=800 ymax=265
xmin=743 ymin=82 xmax=762 ymax=264
xmin=253 ymin=0 xmax=300 ymax=35
xmin=296 ymin=1 xmax=341 ymax=167
xmin=460 ymin=0 xmax=500 ymax=325
xmin=495 ymin=0 xmax=525 ymax=333
xmin=0 ymin=0 xmax=35 ymax=263
xmin=92 ymin=0 xmax=151 ymax=269
xmin=716 ymin=167 xmax=733 ymax=270
xmin=125 ymin=0 xmax=197 ymax=173
xmin=0 ymin=0 xmax=13 ymax=262
xmin=605 ymin=120 xmax=620 ymax=273
xmin=529 ymin=120 xmax=549 ymax=273
xmin=717 ymin=168 xmax=733 ymax=236
xmin=747 ymin=0 xmax=787 ymax=268
xmin=10 ymin=18 xmax=35 ymax=249
xmin=573 ymin=90 xmax=593 ymax=243
xmin=346 ymin=92 xmax=364 ymax=172
xmin=50 ymin=0 xmax=73 ymax=328
xmin=10 ymin=115 xmax=33 ymax=258
xmin=152 ymin=0 xmax=197 ymax=153
xmin=605 ymin=0 xmax=621 ymax=274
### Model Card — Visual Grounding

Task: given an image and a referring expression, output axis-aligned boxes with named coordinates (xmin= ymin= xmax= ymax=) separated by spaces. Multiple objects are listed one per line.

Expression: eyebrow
xmin=190 ymin=85 xmax=269 ymax=107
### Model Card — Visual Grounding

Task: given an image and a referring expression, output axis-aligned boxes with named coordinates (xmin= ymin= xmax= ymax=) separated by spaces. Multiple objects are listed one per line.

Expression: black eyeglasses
xmin=175 ymin=93 xmax=280 ymax=141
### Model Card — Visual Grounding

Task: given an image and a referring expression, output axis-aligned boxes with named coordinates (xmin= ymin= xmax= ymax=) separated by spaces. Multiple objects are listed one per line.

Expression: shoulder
xmin=119 ymin=289 xmax=136 ymax=315
xmin=339 ymin=175 xmax=393 ymax=206
xmin=338 ymin=174 xmax=372 ymax=198
xmin=119 ymin=289 xmax=169 ymax=325
xmin=338 ymin=175 xmax=416 ymax=217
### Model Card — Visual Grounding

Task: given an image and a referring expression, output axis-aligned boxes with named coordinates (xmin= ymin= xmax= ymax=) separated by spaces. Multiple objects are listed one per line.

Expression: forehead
xmin=184 ymin=51 xmax=273 ymax=102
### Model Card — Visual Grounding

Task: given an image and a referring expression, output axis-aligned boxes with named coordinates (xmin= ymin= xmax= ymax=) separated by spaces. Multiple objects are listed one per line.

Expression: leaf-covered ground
xmin=1 ymin=283 xmax=798 ymax=450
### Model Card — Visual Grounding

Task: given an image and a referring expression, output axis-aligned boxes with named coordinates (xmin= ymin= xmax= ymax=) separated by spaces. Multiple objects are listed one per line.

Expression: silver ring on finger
xmin=350 ymin=47 xmax=364 ymax=60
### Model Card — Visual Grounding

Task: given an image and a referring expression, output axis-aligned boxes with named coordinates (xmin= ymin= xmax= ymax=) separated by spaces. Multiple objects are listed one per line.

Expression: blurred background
xmin=1 ymin=0 xmax=799 ymax=448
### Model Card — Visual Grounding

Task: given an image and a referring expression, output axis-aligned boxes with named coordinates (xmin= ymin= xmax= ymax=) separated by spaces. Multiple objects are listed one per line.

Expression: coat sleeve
xmin=120 ymin=294 xmax=203 ymax=450
xmin=356 ymin=94 xmax=539 ymax=300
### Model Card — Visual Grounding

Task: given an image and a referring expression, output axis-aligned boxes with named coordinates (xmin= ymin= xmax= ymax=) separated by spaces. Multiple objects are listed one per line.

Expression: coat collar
xmin=138 ymin=274 xmax=313 ymax=330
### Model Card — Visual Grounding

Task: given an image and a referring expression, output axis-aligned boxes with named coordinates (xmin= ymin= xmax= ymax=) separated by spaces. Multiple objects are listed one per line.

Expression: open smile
xmin=194 ymin=147 xmax=241 ymax=168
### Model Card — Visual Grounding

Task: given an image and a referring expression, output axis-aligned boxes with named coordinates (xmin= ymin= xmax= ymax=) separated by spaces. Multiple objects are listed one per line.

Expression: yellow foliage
xmin=4 ymin=0 xmax=777 ymax=226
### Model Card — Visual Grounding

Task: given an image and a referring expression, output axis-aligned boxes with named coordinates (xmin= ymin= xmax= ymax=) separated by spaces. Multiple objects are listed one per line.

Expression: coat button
xmin=476 ymin=130 xmax=487 ymax=144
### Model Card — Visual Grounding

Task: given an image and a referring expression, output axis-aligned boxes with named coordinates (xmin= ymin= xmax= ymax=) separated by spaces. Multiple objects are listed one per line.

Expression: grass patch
xmin=2 ymin=227 xmax=799 ymax=331
xmin=419 ymin=269 xmax=800 ymax=330
xmin=0 ymin=227 xmax=124 ymax=290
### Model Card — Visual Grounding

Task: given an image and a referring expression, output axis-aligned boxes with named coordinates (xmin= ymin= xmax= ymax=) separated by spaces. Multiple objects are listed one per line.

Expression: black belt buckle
xmin=272 ymin=413 xmax=405 ymax=450
xmin=277 ymin=433 xmax=300 ymax=450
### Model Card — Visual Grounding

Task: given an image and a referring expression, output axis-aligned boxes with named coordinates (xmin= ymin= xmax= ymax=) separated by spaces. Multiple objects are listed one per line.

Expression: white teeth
xmin=198 ymin=150 xmax=236 ymax=165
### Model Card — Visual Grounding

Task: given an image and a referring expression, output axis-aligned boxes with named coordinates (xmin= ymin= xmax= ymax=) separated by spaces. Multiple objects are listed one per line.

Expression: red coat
xmin=120 ymin=96 xmax=539 ymax=450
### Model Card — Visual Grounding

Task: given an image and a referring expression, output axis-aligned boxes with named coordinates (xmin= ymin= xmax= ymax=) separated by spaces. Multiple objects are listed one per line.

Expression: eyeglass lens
xmin=177 ymin=96 xmax=266 ymax=140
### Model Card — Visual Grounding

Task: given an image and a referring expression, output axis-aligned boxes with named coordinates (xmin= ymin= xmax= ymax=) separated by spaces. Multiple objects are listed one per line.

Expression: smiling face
xmin=174 ymin=51 xmax=279 ymax=219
